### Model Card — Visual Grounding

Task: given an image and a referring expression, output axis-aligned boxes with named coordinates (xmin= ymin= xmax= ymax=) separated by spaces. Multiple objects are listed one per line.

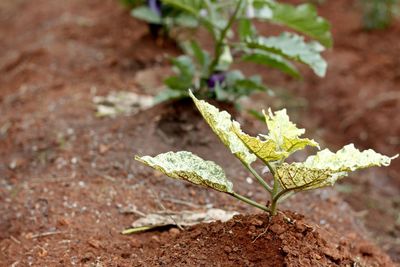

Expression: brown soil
xmin=148 ymin=211 xmax=393 ymax=267
xmin=0 ymin=0 xmax=399 ymax=266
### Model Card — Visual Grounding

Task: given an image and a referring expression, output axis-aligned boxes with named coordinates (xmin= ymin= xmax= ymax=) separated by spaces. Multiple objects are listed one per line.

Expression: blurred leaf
xmin=171 ymin=55 xmax=195 ymax=79
xmin=361 ymin=0 xmax=396 ymax=30
xmin=246 ymin=32 xmax=327 ymax=77
xmin=163 ymin=0 xmax=216 ymax=34
xmin=234 ymin=77 xmax=268 ymax=93
xmin=131 ymin=6 xmax=162 ymax=24
xmin=154 ymin=88 xmax=188 ymax=103
xmin=238 ymin=18 xmax=256 ymax=40
xmin=269 ymin=3 xmax=332 ymax=47
xmin=175 ymin=13 xmax=199 ymax=28
xmin=164 ymin=76 xmax=192 ymax=90
xmin=184 ymin=40 xmax=210 ymax=75
xmin=247 ymin=109 xmax=265 ymax=121
xmin=164 ymin=55 xmax=195 ymax=91
xmin=242 ymin=51 xmax=300 ymax=78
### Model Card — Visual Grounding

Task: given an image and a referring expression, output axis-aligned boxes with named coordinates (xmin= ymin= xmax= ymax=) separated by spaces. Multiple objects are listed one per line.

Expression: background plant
xmin=361 ymin=0 xmax=400 ymax=30
xmin=121 ymin=0 xmax=200 ymax=37
xmin=136 ymin=91 xmax=398 ymax=215
xmin=128 ymin=0 xmax=332 ymax=102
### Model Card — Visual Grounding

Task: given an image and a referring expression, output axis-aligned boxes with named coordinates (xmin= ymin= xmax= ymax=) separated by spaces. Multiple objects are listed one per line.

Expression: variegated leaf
xmin=261 ymin=109 xmax=319 ymax=155
xmin=275 ymin=144 xmax=398 ymax=190
xmin=302 ymin=144 xmax=398 ymax=171
xmin=233 ymin=126 xmax=288 ymax=163
xmin=135 ymin=151 xmax=233 ymax=193
xmin=189 ymin=91 xmax=256 ymax=165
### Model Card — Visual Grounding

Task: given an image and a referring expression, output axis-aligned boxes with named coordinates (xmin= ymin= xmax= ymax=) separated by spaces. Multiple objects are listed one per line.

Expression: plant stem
xmin=243 ymin=163 xmax=272 ymax=193
xmin=272 ymin=176 xmax=280 ymax=196
xmin=277 ymin=190 xmax=295 ymax=203
xmin=231 ymin=192 xmax=271 ymax=213
xmin=265 ymin=161 xmax=275 ymax=176
xmin=270 ymin=199 xmax=278 ymax=216
xmin=273 ymin=188 xmax=290 ymax=202
xmin=269 ymin=188 xmax=291 ymax=215
xmin=208 ymin=0 xmax=243 ymax=75
xmin=203 ymin=0 xmax=217 ymax=39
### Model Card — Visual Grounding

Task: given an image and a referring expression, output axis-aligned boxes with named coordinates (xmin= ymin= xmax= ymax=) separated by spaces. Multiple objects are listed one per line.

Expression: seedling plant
xmin=129 ymin=0 xmax=332 ymax=102
xmin=136 ymin=91 xmax=398 ymax=216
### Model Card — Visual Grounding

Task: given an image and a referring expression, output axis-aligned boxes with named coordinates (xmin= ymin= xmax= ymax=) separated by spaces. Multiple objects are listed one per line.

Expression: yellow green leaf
xmin=275 ymin=163 xmax=333 ymax=190
xmin=189 ymin=91 xmax=256 ymax=165
xmin=302 ymin=144 xmax=398 ymax=171
xmin=275 ymin=144 xmax=398 ymax=190
xmin=233 ymin=126 xmax=288 ymax=163
xmin=135 ymin=151 xmax=233 ymax=193
xmin=261 ymin=109 xmax=319 ymax=154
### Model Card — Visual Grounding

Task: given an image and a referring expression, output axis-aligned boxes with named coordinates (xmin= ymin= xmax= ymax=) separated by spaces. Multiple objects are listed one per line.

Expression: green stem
xmin=269 ymin=188 xmax=291 ymax=215
xmin=231 ymin=192 xmax=271 ymax=213
xmin=208 ymin=0 xmax=243 ymax=75
xmin=273 ymin=188 xmax=290 ymax=203
xmin=277 ymin=190 xmax=295 ymax=203
xmin=243 ymin=163 xmax=272 ymax=193
xmin=203 ymin=0 xmax=217 ymax=39
xmin=272 ymin=176 xmax=280 ymax=196
xmin=270 ymin=199 xmax=278 ymax=216
xmin=265 ymin=162 xmax=275 ymax=176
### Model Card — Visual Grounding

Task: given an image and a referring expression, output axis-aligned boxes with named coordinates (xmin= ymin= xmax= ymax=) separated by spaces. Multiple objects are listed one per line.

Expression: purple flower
xmin=147 ymin=0 xmax=162 ymax=16
xmin=207 ymin=72 xmax=226 ymax=90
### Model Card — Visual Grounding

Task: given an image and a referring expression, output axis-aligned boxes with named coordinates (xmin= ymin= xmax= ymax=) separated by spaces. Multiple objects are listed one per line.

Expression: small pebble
xmin=270 ymin=223 xmax=285 ymax=235
xmin=224 ymin=246 xmax=232 ymax=253
xmin=169 ymin=228 xmax=180 ymax=237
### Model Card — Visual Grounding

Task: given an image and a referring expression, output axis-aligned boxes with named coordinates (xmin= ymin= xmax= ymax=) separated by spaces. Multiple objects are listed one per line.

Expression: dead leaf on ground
xmin=93 ymin=91 xmax=153 ymax=117
xmin=123 ymin=208 xmax=238 ymax=234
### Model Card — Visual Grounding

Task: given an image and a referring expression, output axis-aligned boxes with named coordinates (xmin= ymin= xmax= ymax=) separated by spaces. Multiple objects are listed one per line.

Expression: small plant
xmin=130 ymin=0 xmax=332 ymax=102
xmin=126 ymin=0 xmax=200 ymax=38
xmin=361 ymin=0 xmax=399 ymax=30
xmin=135 ymin=91 xmax=398 ymax=216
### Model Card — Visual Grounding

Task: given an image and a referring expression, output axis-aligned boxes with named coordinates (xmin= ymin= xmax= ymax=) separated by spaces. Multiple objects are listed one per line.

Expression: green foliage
xmin=245 ymin=33 xmax=327 ymax=77
xmin=361 ymin=0 xmax=399 ymax=30
xmin=265 ymin=2 xmax=332 ymax=47
xmin=127 ymin=0 xmax=332 ymax=102
xmin=136 ymin=92 xmax=398 ymax=215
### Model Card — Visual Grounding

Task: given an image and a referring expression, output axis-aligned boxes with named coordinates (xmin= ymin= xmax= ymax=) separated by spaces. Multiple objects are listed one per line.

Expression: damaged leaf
xmin=233 ymin=108 xmax=319 ymax=163
xmin=189 ymin=91 xmax=256 ymax=165
xmin=302 ymin=143 xmax=398 ymax=171
xmin=123 ymin=208 xmax=238 ymax=234
xmin=233 ymin=126 xmax=287 ymax=163
xmin=135 ymin=151 xmax=233 ymax=193
xmin=276 ymin=144 xmax=398 ymax=190
xmin=261 ymin=109 xmax=319 ymax=155
xmin=93 ymin=91 xmax=153 ymax=117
